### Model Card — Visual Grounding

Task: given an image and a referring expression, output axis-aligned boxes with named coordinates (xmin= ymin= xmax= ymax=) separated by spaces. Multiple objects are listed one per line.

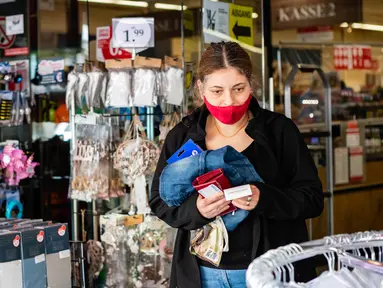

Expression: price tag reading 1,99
xmin=112 ymin=18 xmax=154 ymax=49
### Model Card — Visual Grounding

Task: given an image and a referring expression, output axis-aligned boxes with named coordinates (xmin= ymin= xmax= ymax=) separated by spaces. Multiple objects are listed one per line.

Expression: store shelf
xmin=333 ymin=101 xmax=383 ymax=109
xmin=366 ymin=153 xmax=383 ymax=162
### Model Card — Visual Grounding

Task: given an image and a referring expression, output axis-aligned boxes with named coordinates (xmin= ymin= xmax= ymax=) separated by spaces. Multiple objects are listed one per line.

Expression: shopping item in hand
xmin=192 ymin=168 xmax=237 ymax=216
xmin=190 ymin=217 xmax=228 ymax=267
xmin=166 ymin=139 xmax=203 ymax=164
xmin=160 ymin=144 xmax=264 ymax=231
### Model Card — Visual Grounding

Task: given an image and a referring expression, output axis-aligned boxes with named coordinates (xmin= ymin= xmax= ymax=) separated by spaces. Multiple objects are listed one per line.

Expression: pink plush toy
xmin=0 ymin=145 xmax=39 ymax=186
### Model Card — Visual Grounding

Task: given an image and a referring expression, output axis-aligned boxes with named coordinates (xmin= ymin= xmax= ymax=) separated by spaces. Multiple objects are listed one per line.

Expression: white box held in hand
xmin=224 ymin=184 xmax=252 ymax=201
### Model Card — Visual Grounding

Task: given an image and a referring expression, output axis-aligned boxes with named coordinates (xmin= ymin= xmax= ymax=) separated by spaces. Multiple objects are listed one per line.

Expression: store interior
xmin=0 ymin=0 xmax=383 ymax=287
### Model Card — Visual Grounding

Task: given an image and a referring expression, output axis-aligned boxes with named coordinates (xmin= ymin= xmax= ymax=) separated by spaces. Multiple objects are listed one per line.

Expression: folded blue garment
xmin=160 ymin=146 xmax=264 ymax=231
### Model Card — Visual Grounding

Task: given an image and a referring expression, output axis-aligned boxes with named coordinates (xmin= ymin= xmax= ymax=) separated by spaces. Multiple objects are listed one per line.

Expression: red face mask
xmin=204 ymin=95 xmax=252 ymax=125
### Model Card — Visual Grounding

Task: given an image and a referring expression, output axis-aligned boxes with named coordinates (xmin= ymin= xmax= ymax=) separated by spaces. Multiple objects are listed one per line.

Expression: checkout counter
xmin=281 ymin=64 xmax=383 ymax=239
xmin=300 ymin=117 xmax=383 ymax=239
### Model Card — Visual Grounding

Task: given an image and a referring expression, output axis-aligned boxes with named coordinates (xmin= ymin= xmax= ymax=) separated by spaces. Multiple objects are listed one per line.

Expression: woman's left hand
xmin=232 ymin=185 xmax=260 ymax=211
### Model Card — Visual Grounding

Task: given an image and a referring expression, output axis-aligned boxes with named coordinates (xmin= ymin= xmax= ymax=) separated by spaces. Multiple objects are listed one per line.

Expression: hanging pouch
xmin=165 ymin=67 xmax=184 ymax=106
xmin=66 ymin=71 xmax=78 ymax=109
xmin=77 ymin=73 xmax=89 ymax=109
xmin=133 ymin=69 xmax=156 ymax=107
xmin=105 ymin=71 xmax=132 ymax=108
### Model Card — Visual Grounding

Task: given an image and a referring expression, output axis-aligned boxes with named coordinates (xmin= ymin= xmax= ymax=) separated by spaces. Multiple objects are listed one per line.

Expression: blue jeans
xmin=200 ymin=266 xmax=247 ymax=288
xmin=160 ymin=145 xmax=264 ymax=231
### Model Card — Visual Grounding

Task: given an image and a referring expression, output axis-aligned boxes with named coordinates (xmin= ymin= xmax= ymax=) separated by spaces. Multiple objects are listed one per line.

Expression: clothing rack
xmin=283 ymin=64 xmax=334 ymax=238
xmin=246 ymin=230 xmax=383 ymax=288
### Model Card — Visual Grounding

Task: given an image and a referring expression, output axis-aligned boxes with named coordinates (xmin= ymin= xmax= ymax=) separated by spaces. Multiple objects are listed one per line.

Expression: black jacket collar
xmin=182 ymin=97 xmax=269 ymax=142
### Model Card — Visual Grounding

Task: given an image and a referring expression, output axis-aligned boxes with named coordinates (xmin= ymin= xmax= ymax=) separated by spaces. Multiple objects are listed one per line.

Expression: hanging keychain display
xmin=100 ymin=213 xmax=173 ymax=288
xmin=85 ymin=239 xmax=105 ymax=288
xmin=70 ymin=117 xmax=124 ymax=202
xmin=114 ymin=115 xmax=160 ymax=186
xmin=113 ymin=115 xmax=160 ymax=214
xmin=158 ymin=111 xmax=181 ymax=148
xmin=67 ymin=50 xmax=186 ymax=288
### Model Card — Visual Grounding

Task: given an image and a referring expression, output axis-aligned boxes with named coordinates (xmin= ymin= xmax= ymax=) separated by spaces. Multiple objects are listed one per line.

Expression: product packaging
xmin=0 ymin=231 xmax=23 ymax=288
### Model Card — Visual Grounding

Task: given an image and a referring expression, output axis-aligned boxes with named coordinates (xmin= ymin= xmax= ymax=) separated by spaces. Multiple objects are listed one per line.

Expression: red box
xmin=192 ymin=168 xmax=237 ymax=216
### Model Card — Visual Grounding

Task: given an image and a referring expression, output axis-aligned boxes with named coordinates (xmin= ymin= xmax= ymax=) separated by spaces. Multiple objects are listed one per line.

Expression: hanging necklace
xmin=214 ymin=112 xmax=249 ymax=138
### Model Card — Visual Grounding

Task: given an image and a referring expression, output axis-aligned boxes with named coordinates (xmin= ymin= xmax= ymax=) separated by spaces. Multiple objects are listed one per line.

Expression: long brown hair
xmin=194 ymin=42 xmax=253 ymax=104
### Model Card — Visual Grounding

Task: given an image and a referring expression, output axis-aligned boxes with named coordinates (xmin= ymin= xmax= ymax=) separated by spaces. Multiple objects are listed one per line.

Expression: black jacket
xmin=149 ymin=98 xmax=324 ymax=287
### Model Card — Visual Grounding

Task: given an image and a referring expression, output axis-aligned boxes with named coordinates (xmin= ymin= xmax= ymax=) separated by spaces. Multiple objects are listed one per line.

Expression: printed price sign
xmin=334 ymin=45 xmax=372 ymax=70
xmin=112 ymin=18 xmax=154 ymax=49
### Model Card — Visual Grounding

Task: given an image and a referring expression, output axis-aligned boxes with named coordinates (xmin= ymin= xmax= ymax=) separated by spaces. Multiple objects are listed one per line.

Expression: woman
xmin=150 ymin=42 xmax=323 ymax=288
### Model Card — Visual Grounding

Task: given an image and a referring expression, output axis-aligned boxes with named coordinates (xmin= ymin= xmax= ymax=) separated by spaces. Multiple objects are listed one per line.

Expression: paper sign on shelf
xmin=5 ymin=14 xmax=24 ymax=36
xmin=334 ymin=147 xmax=349 ymax=185
xmin=349 ymin=146 xmax=364 ymax=183
xmin=346 ymin=120 xmax=360 ymax=147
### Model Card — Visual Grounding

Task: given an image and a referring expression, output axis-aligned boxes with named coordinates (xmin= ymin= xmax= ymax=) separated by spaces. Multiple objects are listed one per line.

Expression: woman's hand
xmin=196 ymin=192 xmax=232 ymax=219
xmin=232 ymin=185 xmax=260 ymax=211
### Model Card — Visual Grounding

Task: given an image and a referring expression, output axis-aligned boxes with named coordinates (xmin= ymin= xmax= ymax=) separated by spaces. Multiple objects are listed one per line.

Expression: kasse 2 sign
xmin=277 ymin=2 xmax=336 ymax=22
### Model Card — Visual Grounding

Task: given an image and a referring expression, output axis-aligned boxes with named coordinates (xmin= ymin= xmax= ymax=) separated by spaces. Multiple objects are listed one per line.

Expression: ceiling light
xmin=339 ymin=22 xmax=348 ymax=28
xmin=154 ymin=3 xmax=187 ymax=10
xmin=78 ymin=0 xmax=149 ymax=8
xmin=350 ymin=23 xmax=383 ymax=32
xmin=302 ymin=99 xmax=319 ymax=105
xmin=252 ymin=13 xmax=258 ymax=19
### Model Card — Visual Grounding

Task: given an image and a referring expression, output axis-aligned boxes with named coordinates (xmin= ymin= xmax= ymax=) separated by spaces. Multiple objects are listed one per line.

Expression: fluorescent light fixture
xmin=77 ymin=0 xmax=149 ymax=8
xmin=351 ymin=23 xmax=383 ymax=32
xmin=339 ymin=22 xmax=348 ymax=28
xmin=203 ymin=27 xmax=262 ymax=55
xmin=154 ymin=3 xmax=187 ymax=10
xmin=252 ymin=13 xmax=258 ymax=19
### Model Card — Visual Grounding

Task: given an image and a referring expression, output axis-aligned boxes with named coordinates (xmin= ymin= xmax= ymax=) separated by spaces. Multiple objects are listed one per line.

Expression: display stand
xmin=283 ymin=64 xmax=334 ymax=237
